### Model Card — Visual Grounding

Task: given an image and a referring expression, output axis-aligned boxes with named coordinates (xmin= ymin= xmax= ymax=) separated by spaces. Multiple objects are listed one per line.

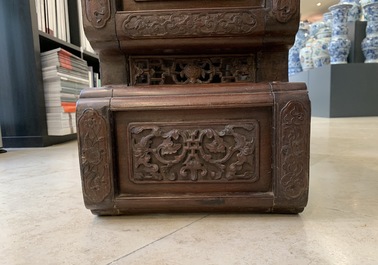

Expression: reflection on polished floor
xmin=1 ymin=117 xmax=377 ymax=265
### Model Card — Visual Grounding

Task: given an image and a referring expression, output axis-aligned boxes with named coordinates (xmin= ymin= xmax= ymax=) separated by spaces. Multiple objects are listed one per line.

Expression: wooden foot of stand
xmin=76 ymin=82 xmax=310 ymax=215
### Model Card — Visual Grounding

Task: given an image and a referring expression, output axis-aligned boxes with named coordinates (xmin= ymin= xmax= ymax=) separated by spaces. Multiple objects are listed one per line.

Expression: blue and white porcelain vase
xmin=288 ymin=22 xmax=309 ymax=76
xmin=329 ymin=3 xmax=353 ymax=64
xmin=300 ymin=41 xmax=314 ymax=71
xmin=312 ymin=27 xmax=332 ymax=68
xmin=361 ymin=0 xmax=378 ymax=63
xmin=341 ymin=0 xmax=362 ymax=21
xmin=312 ymin=14 xmax=332 ymax=68
xmin=323 ymin=12 xmax=333 ymax=27
xmin=299 ymin=22 xmax=323 ymax=71
xmin=361 ymin=0 xmax=376 ymax=19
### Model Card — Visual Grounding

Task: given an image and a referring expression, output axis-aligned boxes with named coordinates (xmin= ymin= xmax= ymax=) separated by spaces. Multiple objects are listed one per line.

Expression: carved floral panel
xmin=128 ymin=121 xmax=260 ymax=183
xmin=78 ymin=109 xmax=111 ymax=203
xmin=121 ymin=9 xmax=258 ymax=39
xmin=279 ymin=101 xmax=309 ymax=200
xmin=130 ymin=55 xmax=256 ymax=85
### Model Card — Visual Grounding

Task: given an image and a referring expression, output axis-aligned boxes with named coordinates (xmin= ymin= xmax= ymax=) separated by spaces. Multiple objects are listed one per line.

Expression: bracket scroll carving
xmin=78 ymin=109 xmax=111 ymax=204
xmin=122 ymin=9 xmax=258 ymax=39
xmin=272 ymin=0 xmax=297 ymax=23
xmin=129 ymin=121 xmax=260 ymax=183
xmin=85 ymin=0 xmax=111 ymax=29
xmin=279 ymin=101 xmax=309 ymax=201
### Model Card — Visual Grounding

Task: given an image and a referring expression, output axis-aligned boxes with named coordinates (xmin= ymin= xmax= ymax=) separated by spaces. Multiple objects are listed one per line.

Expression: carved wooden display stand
xmin=77 ymin=0 xmax=310 ymax=215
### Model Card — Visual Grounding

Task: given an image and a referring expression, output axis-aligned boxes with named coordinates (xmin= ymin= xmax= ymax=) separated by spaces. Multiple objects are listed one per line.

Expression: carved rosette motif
xmin=279 ymin=101 xmax=309 ymax=200
xmin=122 ymin=10 xmax=258 ymax=39
xmin=85 ymin=0 xmax=111 ymax=28
xmin=130 ymin=56 xmax=256 ymax=85
xmin=129 ymin=121 xmax=259 ymax=183
xmin=272 ymin=0 xmax=297 ymax=23
xmin=78 ymin=109 xmax=111 ymax=203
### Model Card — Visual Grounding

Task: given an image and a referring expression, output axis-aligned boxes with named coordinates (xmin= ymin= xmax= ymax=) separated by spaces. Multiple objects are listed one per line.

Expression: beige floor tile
xmin=1 ymin=117 xmax=377 ymax=265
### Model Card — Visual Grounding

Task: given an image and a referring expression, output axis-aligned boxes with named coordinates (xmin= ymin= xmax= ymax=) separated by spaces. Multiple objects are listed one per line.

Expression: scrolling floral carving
xmin=85 ymin=0 xmax=111 ymax=28
xmin=122 ymin=10 xmax=258 ymax=39
xmin=129 ymin=121 xmax=259 ymax=183
xmin=272 ymin=0 xmax=297 ymax=23
xmin=280 ymin=101 xmax=309 ymax=200
xmin=78 ymin=109 xmax=111 ymax=203
xmin=130 ymin=56 xmax=256 ymax=85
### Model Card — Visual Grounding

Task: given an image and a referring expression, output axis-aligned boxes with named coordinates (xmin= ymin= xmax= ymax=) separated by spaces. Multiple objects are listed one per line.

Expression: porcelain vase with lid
xmin=300 ymin=41 xmax=314 ymax=71
xmin=323 ymin=12 xmax=333 ymax=27
xmin=298 ymin=23 xmax=317 ymax=71
xmin=299 ymin=22 xmax=325 ymax=71
xmin=341 ymin=0 xmax=362 ymax=21
xmin=328 ymin=3 xmax=353 ymax=64
xmin=312 ymin=27 xmax=332 ymax=68
xmin=288 ymin=22 xmax=309 ymax=76
xmin=311 ymin=14 xmax=332 ymax=68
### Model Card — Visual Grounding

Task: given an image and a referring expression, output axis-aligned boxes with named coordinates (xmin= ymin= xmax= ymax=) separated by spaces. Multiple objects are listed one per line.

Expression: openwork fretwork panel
xmin=130 ymin=55 xmax=256 ymax=85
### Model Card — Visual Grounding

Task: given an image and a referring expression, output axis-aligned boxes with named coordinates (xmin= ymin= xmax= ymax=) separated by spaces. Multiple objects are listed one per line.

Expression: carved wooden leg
xmin=271 ymin=82 xmax=311 ymax=213
xmin=76 ymin=91 xmax=117 ymax=215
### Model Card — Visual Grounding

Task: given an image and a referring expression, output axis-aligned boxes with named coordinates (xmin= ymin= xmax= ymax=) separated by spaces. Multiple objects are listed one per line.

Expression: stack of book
xmin=35 ymin=0 xmax=70 ymax=42
xmin=76 ymin=0 xmax=95 ymax=53
xmin=35 ymin=0 xmax=94 ymax=53
xmin=41 ymin=48 xmax=90 ymax=136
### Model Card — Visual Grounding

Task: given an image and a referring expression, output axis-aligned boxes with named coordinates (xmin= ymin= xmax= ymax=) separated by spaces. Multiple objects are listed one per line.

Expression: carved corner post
xmin=257 ymin=0 xmax=300 ymax=82
xmin=76 ymin=88 xmax=117 ymax=214
xmin=81 ymin=0 xmax=128 ymax=85
xmin=271 ymin=82 xmax=311 ymax=213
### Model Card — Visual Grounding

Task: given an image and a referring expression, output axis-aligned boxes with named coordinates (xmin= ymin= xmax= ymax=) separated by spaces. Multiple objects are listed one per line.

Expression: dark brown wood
xmin=81 ymin=0 xmax=300 ymax=84
xmin=77 ymin=0 xmax=310 ymax=214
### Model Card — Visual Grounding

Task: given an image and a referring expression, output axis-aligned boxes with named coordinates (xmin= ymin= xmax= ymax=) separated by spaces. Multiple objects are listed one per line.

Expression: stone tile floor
xmin=1 ymin=117 xmax=377 ymax=264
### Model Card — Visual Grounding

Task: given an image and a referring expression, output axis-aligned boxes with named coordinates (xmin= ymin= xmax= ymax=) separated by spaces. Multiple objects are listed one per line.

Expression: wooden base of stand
xmin=76 ymin=82 xmax=310 ymax=215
